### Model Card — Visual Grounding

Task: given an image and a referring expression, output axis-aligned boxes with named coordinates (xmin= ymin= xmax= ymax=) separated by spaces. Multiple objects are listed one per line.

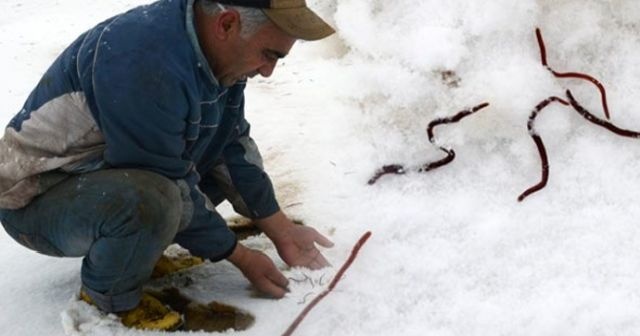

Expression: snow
xmin=3 ymin=0 xmax=640 ymax=335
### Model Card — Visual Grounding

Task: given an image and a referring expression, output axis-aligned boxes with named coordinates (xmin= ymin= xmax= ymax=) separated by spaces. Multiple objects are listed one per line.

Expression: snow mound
xmin=61 ymin=296 xmax=130 ymax=336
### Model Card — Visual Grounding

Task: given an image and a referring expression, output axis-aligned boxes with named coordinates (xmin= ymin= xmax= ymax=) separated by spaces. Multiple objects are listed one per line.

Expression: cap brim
xmin=263 ymin=7 xmax=335 ymax=41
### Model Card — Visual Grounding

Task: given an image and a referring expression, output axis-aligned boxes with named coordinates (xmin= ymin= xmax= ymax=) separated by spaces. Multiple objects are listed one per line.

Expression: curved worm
xmin=422 ymin=103 xmax=490 ymax=172
xmin=566 ymin=90 xmax=640 ymax=138
xmin=536 ymin=28 xmax=611 ymax=120
xmin=367 ymin=164 xmax=406 ymax=185
xmin=368 ymin=103 xmax=490 ymax=185
xmin=518 ymin=97 xmax=570 ymax=202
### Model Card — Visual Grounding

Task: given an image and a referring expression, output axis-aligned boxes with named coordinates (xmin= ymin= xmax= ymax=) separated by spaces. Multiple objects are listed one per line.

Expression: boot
xmin=151 ymin=254 xmax=204 ymax=278
xmin=80 ymin=291 xmax=183 ymax=331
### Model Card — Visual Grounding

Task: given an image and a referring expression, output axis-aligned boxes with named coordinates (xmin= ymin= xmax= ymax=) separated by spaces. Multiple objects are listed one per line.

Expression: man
xmin=0 ymin=0 xmax=335 ymax=331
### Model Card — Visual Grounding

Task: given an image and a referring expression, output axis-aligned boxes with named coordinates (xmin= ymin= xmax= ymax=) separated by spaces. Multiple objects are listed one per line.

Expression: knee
xmin=98 ymin=170 xmax=182 ymax=242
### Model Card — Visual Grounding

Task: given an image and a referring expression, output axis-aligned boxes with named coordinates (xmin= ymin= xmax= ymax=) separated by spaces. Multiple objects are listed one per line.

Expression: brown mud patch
xmin=148 ymin=287 xmax=255 ymax=332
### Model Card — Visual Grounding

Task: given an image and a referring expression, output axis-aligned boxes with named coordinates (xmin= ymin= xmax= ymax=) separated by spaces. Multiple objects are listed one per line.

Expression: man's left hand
xmin=274 ymin=224 xmax=334 ymax=269
xmin=255 ymin=211 xmax=334 ymax=269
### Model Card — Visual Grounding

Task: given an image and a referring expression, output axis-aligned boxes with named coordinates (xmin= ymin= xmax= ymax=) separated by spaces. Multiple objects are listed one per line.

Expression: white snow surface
xmin=2 ymin=0 xmax=640 ymax=335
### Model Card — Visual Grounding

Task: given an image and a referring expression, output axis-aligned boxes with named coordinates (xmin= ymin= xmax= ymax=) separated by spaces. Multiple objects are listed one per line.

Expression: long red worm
xmin=566 ymin=90 xmax=640 ymax=138
xmin=518 ymin=96 xmax=570 ymax=202
xmin=536 ymin=28 xmax=611 ymax=120
xmin=282 ymin=231 xmax=372 ymax=336
xmin=520 ymin=90 xmax=640 ymax=201
xmin=368 ymin=103 xmax=490 ymax=185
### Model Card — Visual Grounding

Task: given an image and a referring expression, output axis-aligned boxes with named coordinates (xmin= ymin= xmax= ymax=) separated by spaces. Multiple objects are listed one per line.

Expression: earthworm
xmin=287 ymin=274 xmax=312 ymax=285
xmin=318 ymin=273 xmax=327 ymax=286
xmin=367 ymin=164 xmax=406 ymax=185
xmin=368 ymin=103 xmax=490 ymax=185
xmin=566 ymin=90 xmax=640 ymax=138
xmin=282 ymin=231 xmax=372 ymax=336
xmin=422 ymin=102 xmax=490 ymax=172
xmin=297 ymin=293 xmax=315 ymax=305
xmin=536 ymin=28 xmax=611 ymax=120
xmin=518 ymin=96 xmax=570 ymax=202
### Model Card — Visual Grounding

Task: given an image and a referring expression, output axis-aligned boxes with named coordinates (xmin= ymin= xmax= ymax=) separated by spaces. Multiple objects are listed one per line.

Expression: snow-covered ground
xmin=3 ymin=0 xmax=640 ymax=335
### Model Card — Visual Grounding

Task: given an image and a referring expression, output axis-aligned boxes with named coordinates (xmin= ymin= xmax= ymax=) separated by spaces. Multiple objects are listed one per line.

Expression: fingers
xmin=314 ymin=234 xmax=335 ymax=248
xmin=256 ymin=268 xmax=289 ymax=298
xmin=257 ymin=277 xmax=288 ymax=298
xmin=299 ymin=246 xmax=330 ymax=270
xmin=267 ymin=268 xmax=290 ymax=290
xmin=248 ymin=251 xmax=289 ymax=298
xmin=308 ymin=259 xmax=323 ymax=270
xmin=308 ymin=251 xmax=330 ymax=270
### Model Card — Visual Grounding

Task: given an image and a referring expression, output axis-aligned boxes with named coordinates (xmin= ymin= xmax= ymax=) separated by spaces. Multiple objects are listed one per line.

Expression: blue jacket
xmin=0 ymin=0 xmax=280 ymax=259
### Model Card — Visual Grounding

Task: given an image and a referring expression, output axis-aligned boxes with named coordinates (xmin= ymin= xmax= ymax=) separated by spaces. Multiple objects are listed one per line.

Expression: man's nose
xmin=258 ymin=60 xmax=277 ymax=78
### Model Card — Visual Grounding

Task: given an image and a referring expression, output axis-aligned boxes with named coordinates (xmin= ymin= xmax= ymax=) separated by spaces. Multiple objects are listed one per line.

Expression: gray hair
xmin=197 ymin=0 xmax=270 ymax=38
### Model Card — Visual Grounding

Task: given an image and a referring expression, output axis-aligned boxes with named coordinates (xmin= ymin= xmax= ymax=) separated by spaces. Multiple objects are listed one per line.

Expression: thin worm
xmin=309 ymin=274 xmax=316 ymax=289
xmin=368 ymin=103 xmax=490 ymax=184
xmin=518 ymin=97 xmax=570 ymax=202
xmin=318 ymin=273 xmax=327 ymax=286
xmin=282 ymin=231 xmax=372 ymax=336
xmin=422 ymin=102 xmax=490 ymax=172
xmin=566 ymin=90 xmax=640 ymax=138
xmin=367 ymin=164 xmax=406 ymax=185
xmin=287 ymin=276 xmax=309 ymax=284
xmin=297 ymin=292 xmax=315 ymax=305
xmin=536 ymin=28 xmax=611 ymax=120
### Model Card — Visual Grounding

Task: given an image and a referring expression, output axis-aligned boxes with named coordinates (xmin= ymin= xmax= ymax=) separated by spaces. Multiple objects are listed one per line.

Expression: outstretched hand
xmin=256 ymin=210 xmax=334 ymax=270
xmin=227 ymin=244 xmax=290 ymax=298
xmin=228 ymin=211 xmax=335 ymax=298
xmin=273 ymin=224 xmax=334 ymax=269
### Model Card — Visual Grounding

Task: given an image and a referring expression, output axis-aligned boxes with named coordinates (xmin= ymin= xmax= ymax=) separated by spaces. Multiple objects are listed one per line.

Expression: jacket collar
xmin=186 ymin=0 xmax=220 ymax=87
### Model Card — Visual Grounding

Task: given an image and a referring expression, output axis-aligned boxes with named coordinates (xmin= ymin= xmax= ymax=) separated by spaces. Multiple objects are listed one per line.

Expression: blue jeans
xmin=0 ymin=169 xmax=184 ymax=313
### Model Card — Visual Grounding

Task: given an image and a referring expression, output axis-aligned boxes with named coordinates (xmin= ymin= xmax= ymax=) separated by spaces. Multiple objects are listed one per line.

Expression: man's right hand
xmin=227 ymin=243 xmax=290 ymax=298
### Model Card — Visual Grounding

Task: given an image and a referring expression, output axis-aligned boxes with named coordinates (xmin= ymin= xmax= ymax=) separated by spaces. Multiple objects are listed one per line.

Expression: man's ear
xmin=213 ymin=10 xmax=241 ymax=40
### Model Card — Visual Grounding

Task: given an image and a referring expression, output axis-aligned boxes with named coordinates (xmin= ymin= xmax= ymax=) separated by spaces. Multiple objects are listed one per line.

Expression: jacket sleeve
xmin=219 ymin=96 xmax=280 ymax=220
xmin=90 ymin=40 xmax=237 ymax=259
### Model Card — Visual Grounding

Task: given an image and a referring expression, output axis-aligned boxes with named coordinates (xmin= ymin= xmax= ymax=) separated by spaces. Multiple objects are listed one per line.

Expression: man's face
xmin=215 ymin=20 xmax=296 ymax=87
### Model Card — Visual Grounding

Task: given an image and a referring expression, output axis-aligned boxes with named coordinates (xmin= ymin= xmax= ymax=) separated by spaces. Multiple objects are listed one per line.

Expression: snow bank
xmin=308 ymin=0 xmax=640 ymax=172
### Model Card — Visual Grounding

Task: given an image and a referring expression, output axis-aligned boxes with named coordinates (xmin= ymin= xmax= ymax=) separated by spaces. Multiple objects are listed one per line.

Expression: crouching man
xmin=0 ymin=0 xmax=334 ymax=331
